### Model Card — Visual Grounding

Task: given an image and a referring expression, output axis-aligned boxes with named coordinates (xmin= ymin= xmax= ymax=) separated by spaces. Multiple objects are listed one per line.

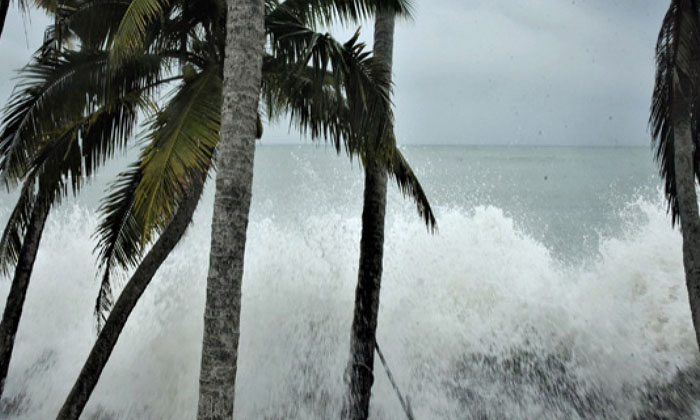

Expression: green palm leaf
xmin=133 ymin=65 xmax=219 ymax=236
xmin=0 ymin=179 xmax=36 ymax=276
xmin=110 ymin=0 xmax=171 ymax=63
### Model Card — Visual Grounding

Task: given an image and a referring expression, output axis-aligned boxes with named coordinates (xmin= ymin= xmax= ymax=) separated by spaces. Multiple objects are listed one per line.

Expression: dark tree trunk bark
xmin=55 ymin=185 xmax=202 ymax=420
xmin=672 ymin=72 xmax=700 ymax=351
xmin=0 ymin=200 xmax=49 ymax=399
xmin=344 ymin=160 xmax=389 ymax=420
xmin=343 ymin=12 xmax=395 ymax=420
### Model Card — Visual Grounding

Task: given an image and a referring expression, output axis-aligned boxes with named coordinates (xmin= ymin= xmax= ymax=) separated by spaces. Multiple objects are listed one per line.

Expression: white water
xmin=0 ymin=194 xmax=696 ymax=419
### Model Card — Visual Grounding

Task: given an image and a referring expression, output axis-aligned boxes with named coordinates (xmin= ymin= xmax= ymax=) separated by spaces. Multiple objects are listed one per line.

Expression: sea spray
xmin=0 ymin=196 xmax=696 ymax=419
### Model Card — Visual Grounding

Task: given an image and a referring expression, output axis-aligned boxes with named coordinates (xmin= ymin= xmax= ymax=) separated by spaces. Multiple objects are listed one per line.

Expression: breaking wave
xmin=0 ymin=193 xmax=697 ymax=419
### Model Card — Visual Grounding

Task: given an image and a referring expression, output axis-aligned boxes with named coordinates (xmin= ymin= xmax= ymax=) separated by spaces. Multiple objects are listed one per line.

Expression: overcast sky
xmin=0 ymin=0 xmax=670 ymax=146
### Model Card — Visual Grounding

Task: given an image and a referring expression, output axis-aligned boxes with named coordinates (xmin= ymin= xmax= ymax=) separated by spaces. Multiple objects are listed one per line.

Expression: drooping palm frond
xmin=267 ymin=16 xmax=394 ymax=158
xmin=389 ymin=146 xmax=436 ymax=231
xmin=0 ymin=50 xmax=106 ymax=185
xmin=28 ymin=91 xmax=153 ymax=196
xmin=651 ymin=0 xmax=700 ymax=226
xmin=0 ymin=88 xmax=153 ymax=278
xmin=263 ymin=56 xmax=346 ymax=151
xmin=263 ymin=54 xmax=435 ymax=230
xmin=93 ymin=164 xmax=142 ymax=328
xmin=0 ymin=179 xmax=36 ymax=276
xmin=0 ymin=46 xmax=171 ymax=188
xmin=133 ymin=65 xmax=219 ymax=238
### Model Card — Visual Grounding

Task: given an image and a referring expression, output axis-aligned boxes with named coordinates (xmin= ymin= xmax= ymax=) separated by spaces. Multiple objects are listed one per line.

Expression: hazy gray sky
xmin=0 ymin=0 xmax=670 ymax=146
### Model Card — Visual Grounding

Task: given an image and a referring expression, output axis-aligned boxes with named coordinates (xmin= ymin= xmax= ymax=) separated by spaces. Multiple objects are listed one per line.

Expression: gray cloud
xmin=0 ymin=2 xmax=671 ymax=146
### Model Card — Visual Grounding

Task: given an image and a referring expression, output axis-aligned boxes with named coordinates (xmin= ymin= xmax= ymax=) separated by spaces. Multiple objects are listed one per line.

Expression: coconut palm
xmin=342 ymin=9 xmax=424 ymax=420
xmin=0 ymin=0 xmax=431 ymax=417
xmin=0 ymin=7 xmax=150 ymax=397
xmin=651 ymin=0 xmax=700 ymax=350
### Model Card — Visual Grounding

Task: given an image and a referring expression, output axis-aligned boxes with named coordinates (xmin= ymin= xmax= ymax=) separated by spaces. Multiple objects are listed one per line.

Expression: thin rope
xmin=375 ymin=342 xmax=415 ymax=420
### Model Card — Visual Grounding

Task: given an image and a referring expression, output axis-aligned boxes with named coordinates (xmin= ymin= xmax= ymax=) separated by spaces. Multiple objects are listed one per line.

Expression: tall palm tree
xmin=0 ymin=7 xmax=139 ymax=396
xmin=342 ymin=9 xmax=423 ymax=420
xmin=651 ymin=0 xmax=700 ymax=350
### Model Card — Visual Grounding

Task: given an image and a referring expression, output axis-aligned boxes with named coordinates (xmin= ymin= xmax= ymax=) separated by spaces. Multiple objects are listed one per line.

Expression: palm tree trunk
xmin=55 ymin=184 xmax=203 ymax=420
xmin=0 ymin=200 xmax=49 ymax=399
xmin=673 ymin=75 xmax=700 ymax=350
xmin=343 ymin=11 xmax=395 ymax=420
xmin=196 ymin=1 xmax=265 ymax=419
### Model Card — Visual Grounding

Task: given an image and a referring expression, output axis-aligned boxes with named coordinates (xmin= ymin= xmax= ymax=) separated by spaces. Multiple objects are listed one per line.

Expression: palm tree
xmin=0 ymin=8 xmax=142 ymax=397
xmin=651 ymin=0 xmax=700 ymax=350
xmin=4 ymin=0 xmax=433 ymax=418
xmin=342 ymin=9 xmax=428 ymax=420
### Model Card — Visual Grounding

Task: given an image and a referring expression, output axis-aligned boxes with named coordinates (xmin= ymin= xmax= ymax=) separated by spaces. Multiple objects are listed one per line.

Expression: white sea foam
xmin=0 ymin=192 xmax=695 ymax=419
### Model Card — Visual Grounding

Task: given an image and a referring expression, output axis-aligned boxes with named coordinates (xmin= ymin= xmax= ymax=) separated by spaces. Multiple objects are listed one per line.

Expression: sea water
xmin=0 ymin=145 xmax=696 ymax=419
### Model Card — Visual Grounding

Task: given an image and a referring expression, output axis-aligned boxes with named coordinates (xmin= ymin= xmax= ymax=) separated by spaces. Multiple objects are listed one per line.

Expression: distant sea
xmin=1 ymin=145 xmax=697 ymax=419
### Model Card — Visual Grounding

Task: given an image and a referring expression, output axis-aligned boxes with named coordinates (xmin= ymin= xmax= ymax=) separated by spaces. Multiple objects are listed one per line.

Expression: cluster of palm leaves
xmin=0 ymin=0 xmax=435 ymax=418
xmin=651 ymin=0 xmax=700 ymax=352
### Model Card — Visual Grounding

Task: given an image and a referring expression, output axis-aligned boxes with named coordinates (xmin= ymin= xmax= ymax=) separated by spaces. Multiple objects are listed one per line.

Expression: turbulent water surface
xmin=0 ymin=145 xmax=698 ymax=419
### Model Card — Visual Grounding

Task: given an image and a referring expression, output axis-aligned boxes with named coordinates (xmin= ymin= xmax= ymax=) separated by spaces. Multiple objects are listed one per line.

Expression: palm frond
xmin=263 ymin=56 xmax=345 ymax=151
xmin=110 ymin=0 xmax=171 ymax=63
xmin=650 ymin=0 xmax=700 ymax=226
xmin=133 ymin=65 xmax=219 ymax=237
xmin=389 ymin=146 xmax=436 ymax=231
xmin=263 ymin=55 xmax=435 ymax=229
xmin=267 ymin=19 xmax=394 ymax=159
xmin=93 ymin=164 xmax=143 ymax=328
xmin=0 ymin=50 xmax=104 ymax=185
xmin=0 ymin=48 xmax=170 ymax=187
xmin=0 ymin=179 xmax=36 ymax=276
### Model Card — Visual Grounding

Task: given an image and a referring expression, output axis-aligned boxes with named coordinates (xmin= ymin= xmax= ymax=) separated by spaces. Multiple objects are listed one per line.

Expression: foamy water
xmin=0 ymin=146 xmax=697 ymax=419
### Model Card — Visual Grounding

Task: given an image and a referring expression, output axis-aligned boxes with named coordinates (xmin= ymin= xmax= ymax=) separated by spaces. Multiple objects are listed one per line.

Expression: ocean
xmin=0 ymin=145 xmax=696 ymax=419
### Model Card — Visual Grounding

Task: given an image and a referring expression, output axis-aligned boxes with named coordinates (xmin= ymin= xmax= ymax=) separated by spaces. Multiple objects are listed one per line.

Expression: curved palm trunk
xmin=343 ymin=11 xmax=394 ymax=420
xmin=196 ymin=1 xmax=265 ymax=419
xmin=0 ymin=200 xmax=49 ymax=399
xmin=672 ymin=76 xmax=700 ymax=350
xmin=55 ymin=184 xmax=203 ymax=420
